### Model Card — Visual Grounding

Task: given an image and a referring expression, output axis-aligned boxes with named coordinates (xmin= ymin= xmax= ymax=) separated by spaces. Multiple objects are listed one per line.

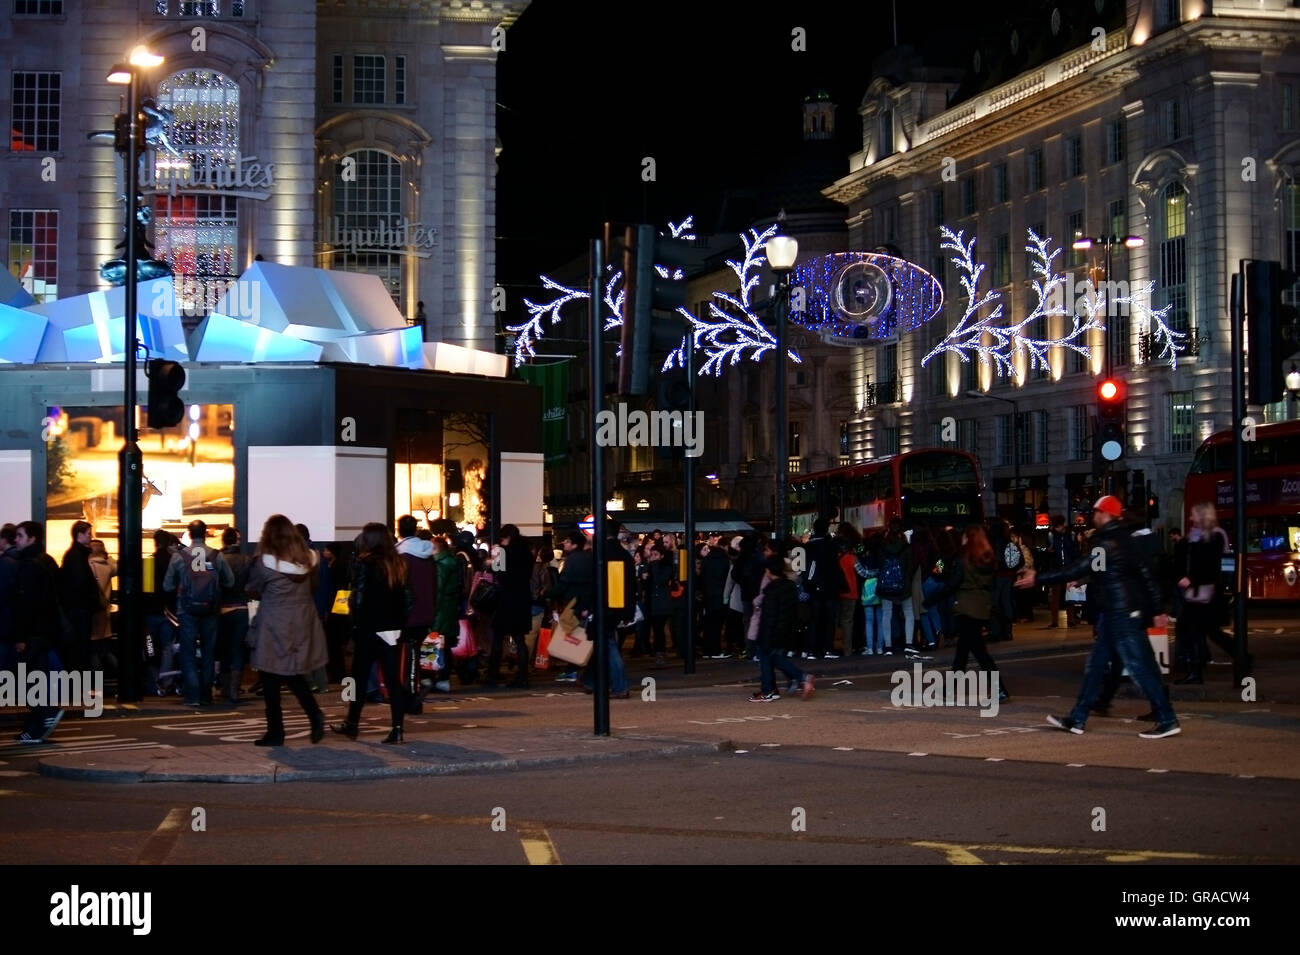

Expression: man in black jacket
xmin=11 ymin=521 xmax=67 ymax=742
xmin=1017 ymin=495 xmax=1179 ymax=739
xmin=750 ymin=556 xmax=815 ymax=702
xmin=699 ymin=534 xmax=731 ymax=658
xmin=551 ymin=531 xmax=593 ymax=683
xmin=60 ymin=521 xmax=99 ymax=672
xmin=800 ymin=517 xmax=841 ymax=659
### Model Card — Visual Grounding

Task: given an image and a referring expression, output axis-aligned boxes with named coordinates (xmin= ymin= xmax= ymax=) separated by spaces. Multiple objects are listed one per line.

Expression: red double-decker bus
xmin=1183 ymin=419 xmax=1300 ymax=601
xmin=788 ymin=448 xmax=984 ymax=537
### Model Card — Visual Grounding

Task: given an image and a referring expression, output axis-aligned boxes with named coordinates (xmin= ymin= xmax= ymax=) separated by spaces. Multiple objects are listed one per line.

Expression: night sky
xmin=495 ymin=0 xmax=993 ymax=325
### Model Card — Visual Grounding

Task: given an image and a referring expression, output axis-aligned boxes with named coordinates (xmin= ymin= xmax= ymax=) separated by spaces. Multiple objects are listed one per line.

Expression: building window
xmin=7 ymin=209 xmax=57 ymax=302
xmin=1068 ymin=333 xmax=1087 ymax=375
xmin=1068 ymin=405 xmax=1089 ymax=461
xmin=1027 ymin=148 xmax=1044 ymax=192
xmin=353 ymin=54 xmax=385 ymax=105
xmin=180 ymin=1 xmax=218 ymax=13
xmin=1164 ymin=99 xmax=1181 ymax=142
xmin=789 ymin=421 xmax=802 ymax=457
xmin=959 ymin=419 xmax=978 ymax=455
xmin=1283 ymin=83 xmax=1295 ymax=132
xmin=15 ymin=0 xmax=64 ymax=12
xmin=154 ymin=69 xmax=241 ymax=319
xmin=962 ymin=351 xmax=978 ymax=393
xmin=879 ymin=342 xmax=899 ymax=394
xmin=1106 ymin=118 xmax=1125 ymax=165
xmin=932 ymin=188 xmax=944 ymax=227
xmin=1108 ymin=198 xmax=1126 ymax=239
xmin=1285 ymin=182 xmax=1300 ymax=304
xmin=1065 ymin=134 xmax=1083 ymax=178
xmin=1030 ymin=316 xmax=1050 ymax=379
xmin=996 ymin=414 xmax=1012 ymax=467
xmin=993 ymin=163 xmax=1008 ymax=203
xmin=1067 ymin=210 xmax=1085 ymax=267
xmin=1157 ymin=0 xmax=1179 ymax=28
xmin=882 ymin=425 xmax=900 ymax=456
xmin=929 ymin=348 xmax=946 ymax=397
xmin=394 ymin=55 xmax=406 ymax=105
xmin=1168 ymin=391 xmax=1194 ymax=454
xmin=333 ymin=148 xmax=404 ymax=307
xmin=961 ymin=176 xmax=976 ymax=216
xmin=930 ymin=254 xmax=945 ymax=289
xmin=10 ymin=71 xmax=60 ymax=152
xmin=1109 ymin=303 xmax=1130 ymax=369
xmin=331 ymin=54 xmax=343 ymax=104
xmin=882 ymin=205 xmax=895 ymax=241
xmin=878 ymin=109 xmax=893 ymax=159
xmin=994 ymin=233 xmax=1011 ymax=286
xmin=1159 ymin=181 xmax=1188 ymax=332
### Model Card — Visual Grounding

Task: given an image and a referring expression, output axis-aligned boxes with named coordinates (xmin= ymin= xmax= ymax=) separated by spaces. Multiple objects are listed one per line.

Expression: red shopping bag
xmin=535 ymin=627 xmax=552 ymax=669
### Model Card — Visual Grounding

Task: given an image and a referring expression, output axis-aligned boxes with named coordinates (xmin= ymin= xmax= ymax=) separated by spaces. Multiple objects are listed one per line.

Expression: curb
xmin=36 ymin=737 xmax=729 ymax=784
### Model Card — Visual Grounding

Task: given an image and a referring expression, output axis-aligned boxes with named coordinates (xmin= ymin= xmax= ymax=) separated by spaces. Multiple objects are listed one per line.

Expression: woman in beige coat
xmin=245 ymin=514 xmax=327 ymax=746
xmin=88 ymin=539 xmax=117 ymax=680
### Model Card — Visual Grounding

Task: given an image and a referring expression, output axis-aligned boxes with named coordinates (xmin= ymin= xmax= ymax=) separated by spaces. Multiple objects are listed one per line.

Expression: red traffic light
xmin=1097 ymin=378 xmax=1124 ymax=403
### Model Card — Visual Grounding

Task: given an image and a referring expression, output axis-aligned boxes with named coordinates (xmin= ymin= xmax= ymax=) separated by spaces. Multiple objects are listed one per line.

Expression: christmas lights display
xmin=1118 ymin=281 xmax=1185 ymax=368
xmin=790 ymin=251 xmax=944 ymax=343
xmin=922 ymin=227 xmax=1108 ymax=376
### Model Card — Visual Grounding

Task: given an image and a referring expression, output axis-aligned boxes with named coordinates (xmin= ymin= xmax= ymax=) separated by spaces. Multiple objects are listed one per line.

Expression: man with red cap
xmin=1017 ymin=495 xmax=1180 ymax=739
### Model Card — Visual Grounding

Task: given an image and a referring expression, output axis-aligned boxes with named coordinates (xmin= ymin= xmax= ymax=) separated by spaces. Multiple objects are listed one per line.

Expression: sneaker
xmin=15 ymin=730 xmax=46 ymax=744
xmin=823 ymin=652 xmax=840 ymax=660
xmin=434 ymin=680 xmax=452 ymax=693
xmin=41 ymin=710 xmax=65 ymax=740
xmin=860 ymin=648 xmax=874 ymax=656
xmin=882 ymin=649 xmax=893 ymax=656
xmin=1046 ymin=714 xmax=1084 ymax=734
xmin=747 ymin=692 xmax=769 ymax=702
xmin=904 ymin=646 xmax=921 ymax=657
xmin=801 ymin=675 xmax=815 ymax=700
xmin=708 ymin=654 xmax=730 ymax=659
xmin=1139 ymin=720 xmax=1181 ymax=739
xmin=800 ymin=652 xmax=813 ymax=660
xmin=554 ymin=672 xmax=578 ymax=683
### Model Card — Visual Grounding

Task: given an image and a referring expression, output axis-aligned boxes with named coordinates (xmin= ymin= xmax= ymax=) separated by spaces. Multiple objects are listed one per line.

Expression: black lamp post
xmin=107 ymin=45 xmax=164 ymax=703
xmin=765 ymin=234 xmax=798 ymax=542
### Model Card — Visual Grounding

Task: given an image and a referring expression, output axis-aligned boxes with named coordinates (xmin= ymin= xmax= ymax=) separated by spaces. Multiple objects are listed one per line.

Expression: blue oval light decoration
xmin=791 ymin=251 xmax=944 ymax=346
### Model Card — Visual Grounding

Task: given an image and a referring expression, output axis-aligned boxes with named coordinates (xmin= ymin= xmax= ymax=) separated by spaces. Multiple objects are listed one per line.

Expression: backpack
xmin=1001 ymin=542 xmax=1023 ymax=571
xmin=181 ymin=546 xmax=221 ymax=616
xmin=878 ymin=551 xmax=905 ymax=598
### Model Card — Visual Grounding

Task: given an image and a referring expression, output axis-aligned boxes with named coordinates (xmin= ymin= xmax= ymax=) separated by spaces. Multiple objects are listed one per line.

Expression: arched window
xmin=1158 ymin=181 xmax=1188 ymax=332
xmin=331 ymin=149 xmax=403 ymax=306
xmin=153 ymin=69 xmax=240 ymax=318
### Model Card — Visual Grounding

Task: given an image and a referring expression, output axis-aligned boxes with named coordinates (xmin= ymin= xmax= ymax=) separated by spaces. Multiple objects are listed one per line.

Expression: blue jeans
xmin=759 ymin=646 xmax=805 ymax=695
xmin=582 ymin=626 xmax=628 ymax=695
xmin=178 ymin=613 xmax=219 ymax=704
xmin=920 ymin=578 xmax=944 ymax=644
xmin=863 ymin=603 xmax=883 ymax=652
xmin=1069 ymin=610 xmax=1175 ymax=727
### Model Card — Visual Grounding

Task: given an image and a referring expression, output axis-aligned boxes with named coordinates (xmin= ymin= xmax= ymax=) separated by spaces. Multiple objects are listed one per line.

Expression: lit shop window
xmin=8 ymin=209 xmax=58 ymax=302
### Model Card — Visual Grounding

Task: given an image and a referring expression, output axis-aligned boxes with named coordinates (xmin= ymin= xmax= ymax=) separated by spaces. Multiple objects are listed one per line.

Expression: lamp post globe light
xmin=765 ymin=234 xmax=798 ymax=542
xmin=106 ymin=44 xmax=164 ymax=702
xmin=1287 ymin=363 xmax=1300 ymax=418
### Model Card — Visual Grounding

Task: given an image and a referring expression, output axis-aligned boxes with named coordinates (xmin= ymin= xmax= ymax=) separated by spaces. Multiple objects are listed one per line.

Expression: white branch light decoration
xmin=924 ymin=227 xmax=1102 ymax=375
xmin=1119 ymin=281 xmax=1184 ymax=368
xmin=509 ymin=216 xmax=802 ymax=374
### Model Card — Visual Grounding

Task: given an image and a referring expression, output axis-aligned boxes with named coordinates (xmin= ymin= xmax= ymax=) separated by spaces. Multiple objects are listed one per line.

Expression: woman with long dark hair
xmin=1175 ymin=502 xmax=1231 ymax=684
xmin=944 ymin=524 xmax=1010 ymax=701
xmin=333 ymin=522 xmax=411 ymax=744
xmin=245 ymin=515 xmax=327 ymax=746
xmin=487 ymin=524 xmax=534 ymax=688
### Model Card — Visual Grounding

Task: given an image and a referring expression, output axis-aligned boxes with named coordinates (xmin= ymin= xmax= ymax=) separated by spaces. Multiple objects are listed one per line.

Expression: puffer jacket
xmin=1036 ymin=519 xmax=1163 ymax=622
xmin=756 ymin=575 xmax=799 ymax=652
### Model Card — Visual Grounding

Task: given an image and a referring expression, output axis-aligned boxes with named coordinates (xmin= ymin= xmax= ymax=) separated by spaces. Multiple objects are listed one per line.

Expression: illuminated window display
xmin=45 ymin=403 xmax=235 ymax=558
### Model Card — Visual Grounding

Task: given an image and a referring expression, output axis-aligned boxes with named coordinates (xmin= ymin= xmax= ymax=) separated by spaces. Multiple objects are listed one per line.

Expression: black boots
xmin=331 ymin=721 xmax=359 ymax=739
xmin=382 ymin=726 xmax=404 ymax=744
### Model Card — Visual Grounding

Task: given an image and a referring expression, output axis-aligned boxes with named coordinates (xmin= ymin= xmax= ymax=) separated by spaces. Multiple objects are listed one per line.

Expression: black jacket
xmin=492 ymin=538 xmax=535 ymax=635
xmin=700 ymin=547 xmax=731 ymax=605
xmin=757 ymin=575 xmax=800 ymax=651
xmin=350 ymin=557 xmax=411 ymax=636
xmin=801 ymin=534 xmax=839 ymax=598
xmin=61 ymin=542 xmax=100 ymax=615
xmin=554 ymin=548 xmax=595 ymax=616
xmin=11 ymin=545 xmax=61 ymax=653
xmin=1037 ymin=519 xmax=1163 ymax=622
xmin=1185 ymin=528 xmax=1227 ymax=588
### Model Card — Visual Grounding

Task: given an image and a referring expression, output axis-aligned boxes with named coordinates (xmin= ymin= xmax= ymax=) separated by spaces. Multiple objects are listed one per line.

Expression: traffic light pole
xmin=1230 ymin=265 xmax=1250 ymax=689
xmin=589 ymin=237 xmax=609 ymax=736
xmin=1103 ymin=241 xmax=1114 ymax=497
xmin=683 ymin=331 xmax=696 ymax=674
xmin=117 ymin=70 xmax=144 ymax=703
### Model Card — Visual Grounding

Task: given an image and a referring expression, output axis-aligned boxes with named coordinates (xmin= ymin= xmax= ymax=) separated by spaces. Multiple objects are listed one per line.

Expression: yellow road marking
xmin=135 ymin=807 xmax=187 ymax=866
xmin=911 ymin=841 xmax=985 ymax=864
xmin=518 ymin=827 xmax=561 ymax=865
xmin=911 ymin=839 xmax=1218 ymax=864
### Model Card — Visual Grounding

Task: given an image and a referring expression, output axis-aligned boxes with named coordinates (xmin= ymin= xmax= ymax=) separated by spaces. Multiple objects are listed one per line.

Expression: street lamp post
xmin=765 ymin=234 xmax=798 ymax=542
xmin=1072 ymin=233 xmax=1143 ymax=496
xmin=967 ymin=389 xmax=1020 ymax=523
xmin=107 ymin=45 xmax=164 ymax=703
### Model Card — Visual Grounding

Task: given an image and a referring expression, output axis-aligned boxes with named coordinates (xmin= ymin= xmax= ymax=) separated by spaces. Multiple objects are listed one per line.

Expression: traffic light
xmin=1129 ymin=469 xmax=1145 ymax=511
xmin=619 ymin=224 xmax=693 ymax=395
xmin=1095 ymin=376 xmax=1126 ymax=464
xmin=146 ymin=359 xmax=186 ymax=428
xmin=1246 ymin=260 xmax=1297 ymax=406
xmin=1147 ymin=492 xmax=1159 ymax=519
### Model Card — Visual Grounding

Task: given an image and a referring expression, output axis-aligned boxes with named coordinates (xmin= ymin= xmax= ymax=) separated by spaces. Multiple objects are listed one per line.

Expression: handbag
xmin=534 ymin=627 xmax=553 ymax=669
xmin=1183 ymin=584 xmax=1214 ymax=604
xmin=547 ymin=619 xmax=593 ymax=666
xmin=470 ymin=578 xmax=500 ymax=615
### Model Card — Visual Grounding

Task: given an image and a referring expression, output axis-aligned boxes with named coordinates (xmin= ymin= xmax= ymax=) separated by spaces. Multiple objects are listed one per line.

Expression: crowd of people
xmin=0 ymin=494 xmax=1238 ymax=743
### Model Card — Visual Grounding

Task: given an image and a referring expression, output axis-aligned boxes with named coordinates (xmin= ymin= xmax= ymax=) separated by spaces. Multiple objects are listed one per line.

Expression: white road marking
xmin=1147 ymin=768 xmax=1169 ymax=774
xmin=908 ymin=752 xmax=928 ymax=757
xmin=1067 ymin=763 xmax=1087 ymax=768
xmin=832 ymin=746 xmax=854 ymax=751
xmin=985 ymin=757 xmax=1004 ymax=762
